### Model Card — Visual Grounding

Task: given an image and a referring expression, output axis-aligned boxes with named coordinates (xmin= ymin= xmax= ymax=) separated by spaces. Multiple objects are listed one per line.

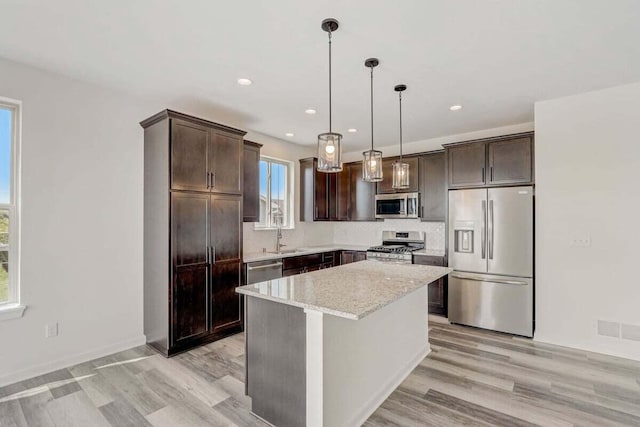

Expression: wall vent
xmin=621 ymin=324 xmax=640 ymax=342
xmin=597 ymin=320 xmax=620 ymax=338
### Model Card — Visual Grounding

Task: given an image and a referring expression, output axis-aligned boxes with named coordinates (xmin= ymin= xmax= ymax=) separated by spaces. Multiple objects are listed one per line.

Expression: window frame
xmin=254 ymin=155 xmax=295 ymax=231
xmin=0 ymin=96 xmax=23 ymax=318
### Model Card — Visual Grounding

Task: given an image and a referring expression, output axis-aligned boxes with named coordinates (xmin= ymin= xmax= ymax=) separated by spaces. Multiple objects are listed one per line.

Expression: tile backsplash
xmin=244 ymin=220 xmax=446 ymax=254
xmin=332 ymin=220 xmax=446 ymax=250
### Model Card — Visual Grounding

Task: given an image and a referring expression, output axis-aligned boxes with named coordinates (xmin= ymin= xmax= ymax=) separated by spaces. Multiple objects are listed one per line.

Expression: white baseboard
xmin=0 ymin=335 xmax=147 ymax=387
xmin=349 ymin=345 xmax=431 ymax=427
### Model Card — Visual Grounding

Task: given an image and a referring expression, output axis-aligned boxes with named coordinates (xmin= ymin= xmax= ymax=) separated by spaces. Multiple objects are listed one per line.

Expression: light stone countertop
xmin=236 ymin=260 xmax=452 ymax=320
xmin=243 ymin=244 xmax=370 ymax=263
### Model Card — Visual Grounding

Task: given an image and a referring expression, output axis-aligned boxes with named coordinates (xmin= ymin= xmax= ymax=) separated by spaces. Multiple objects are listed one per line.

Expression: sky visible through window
xmin=0 ymin=108 xmax=10 ymax=204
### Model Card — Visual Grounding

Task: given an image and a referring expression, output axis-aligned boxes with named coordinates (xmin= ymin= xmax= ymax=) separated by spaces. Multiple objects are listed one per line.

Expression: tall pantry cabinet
xmin=141 ymin=110 xmax=247 ymax=356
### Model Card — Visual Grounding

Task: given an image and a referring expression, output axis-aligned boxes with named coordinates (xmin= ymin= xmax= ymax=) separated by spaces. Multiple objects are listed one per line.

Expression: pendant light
xmin=362 ymin=58 xmax=383 ymax=182
xmin=392 ymin=84 xmax=410 ymax=189
xmin=317 ymin=18 xmax=342 ymax=173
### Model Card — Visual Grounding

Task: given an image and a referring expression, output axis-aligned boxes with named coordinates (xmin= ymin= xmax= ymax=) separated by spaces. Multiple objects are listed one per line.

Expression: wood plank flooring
xmin=2 ymin=320 xmax=640 ymax=426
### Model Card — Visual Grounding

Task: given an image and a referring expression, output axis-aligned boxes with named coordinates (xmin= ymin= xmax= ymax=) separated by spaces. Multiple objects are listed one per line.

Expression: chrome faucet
xmin=274 ymin=214 xmax=286 ymax=253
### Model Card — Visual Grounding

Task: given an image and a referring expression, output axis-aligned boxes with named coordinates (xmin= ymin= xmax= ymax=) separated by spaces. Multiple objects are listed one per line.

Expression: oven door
xmin=375 ymin=194 xmax=406 ymax=218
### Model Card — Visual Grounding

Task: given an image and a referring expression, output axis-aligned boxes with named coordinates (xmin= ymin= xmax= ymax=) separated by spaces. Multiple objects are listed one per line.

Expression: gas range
xmin=366 ymin=231 xmax=425 ymax=263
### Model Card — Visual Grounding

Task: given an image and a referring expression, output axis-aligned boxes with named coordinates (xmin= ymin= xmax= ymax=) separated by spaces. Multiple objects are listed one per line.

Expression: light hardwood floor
xmin=2 ymin=320 xmax=640 ymax=426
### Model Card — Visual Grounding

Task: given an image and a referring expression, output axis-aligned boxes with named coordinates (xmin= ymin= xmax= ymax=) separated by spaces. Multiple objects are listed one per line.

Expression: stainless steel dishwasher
xmin=245 ymin=258 xmax=283 ymax=284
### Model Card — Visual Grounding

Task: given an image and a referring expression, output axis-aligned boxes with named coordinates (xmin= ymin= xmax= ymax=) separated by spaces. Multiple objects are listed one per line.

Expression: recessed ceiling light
xmin=449 ymin=105 xmax=463 ymax=111
xmin=237 ymin=78 xmax=252 ymax=86
xmin=347 ymin=128 xmax=358 ymax=133
xmin=285 ymin=132 xmax=294 ymax=137
xmin=305 ymin=108 xmax=317 ymax=115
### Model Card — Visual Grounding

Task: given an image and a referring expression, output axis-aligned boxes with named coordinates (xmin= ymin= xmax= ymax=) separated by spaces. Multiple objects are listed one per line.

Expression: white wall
xmin=0 ymin=58 xmax=158 ymax=385
xmin=534 ymin=81 xmax=640 ymax=360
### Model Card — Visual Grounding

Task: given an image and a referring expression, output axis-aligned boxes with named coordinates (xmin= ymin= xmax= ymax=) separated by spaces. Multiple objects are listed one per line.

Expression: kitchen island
xmin=236 ymin=260 xmax=452 ymax=427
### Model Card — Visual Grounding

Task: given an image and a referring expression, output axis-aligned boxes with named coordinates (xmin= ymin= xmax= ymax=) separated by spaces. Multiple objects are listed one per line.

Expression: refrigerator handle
xmin=481 ymin=200 xmax=486 ymax=259
xmin=489 ymin=200 xmax=494 ymax=260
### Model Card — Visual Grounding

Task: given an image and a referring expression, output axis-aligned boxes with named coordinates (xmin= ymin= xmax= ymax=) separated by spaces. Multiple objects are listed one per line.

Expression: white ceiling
xmin=1 ymin=0 xmax=640 ymax=151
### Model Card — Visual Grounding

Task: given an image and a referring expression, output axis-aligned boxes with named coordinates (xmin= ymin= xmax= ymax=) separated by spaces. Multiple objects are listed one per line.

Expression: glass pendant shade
xmin=392 ymin=160 xmax=410 ymax=189
xmin=317 ymin=132 xmax=343 ymax=172
xmin=362 ymin=149 xmax=383 ymax=181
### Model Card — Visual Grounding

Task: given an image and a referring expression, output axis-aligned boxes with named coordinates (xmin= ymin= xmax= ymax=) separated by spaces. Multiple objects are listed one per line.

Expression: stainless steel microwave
xmin=375 ymin=193 xmax=419 ymax=219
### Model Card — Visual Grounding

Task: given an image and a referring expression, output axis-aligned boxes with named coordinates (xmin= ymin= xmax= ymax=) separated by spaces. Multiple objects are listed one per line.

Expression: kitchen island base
xmin=245 ymin=286 xmax=429 ymax=427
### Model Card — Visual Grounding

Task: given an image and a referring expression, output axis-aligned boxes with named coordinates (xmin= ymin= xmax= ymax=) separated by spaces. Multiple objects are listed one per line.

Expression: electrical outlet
xmin=570 ymin=236 xmax=591 ymax=247
xmin=45 ymin=322 xmax=58 ymax=338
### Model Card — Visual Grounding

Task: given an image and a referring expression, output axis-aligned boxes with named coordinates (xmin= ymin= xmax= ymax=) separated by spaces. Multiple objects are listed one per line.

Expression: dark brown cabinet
xmin=412 ymin=254 xmax=447 ymax=316
xmin=300 ymin=158 xmax=336 ymax=221
xmin=487 ymin=136 xmax=533 ymax=185
xmin=348 ymin=163 xmax=377 ymax=221
xmin=447 ymin=142 xmax=487 ymax=188
xmin=340 ymin=250 xmax=367 ymax=265
xmin=377 ymin=156 xmax=420 ymax=194
xmin=445 ymin=133 xmax=534 ymax=189
xmin=300 ymin=159 xmax=376 ymax=222
xmin=242 ymin=141 xmax=262 ymax=222
xmin=171 ymin=120 xmax=210 ymax=192
xmin=419 ymin=151 xmax=446 ymax=222
xmin=142 ymin=110 xmax=246 ymax=356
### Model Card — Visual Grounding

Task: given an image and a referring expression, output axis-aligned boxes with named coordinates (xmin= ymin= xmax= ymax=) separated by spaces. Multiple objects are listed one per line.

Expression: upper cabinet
xmin=300 ymin=159 xmax=376 ymax=222
xmin=242 ymin=141 xmax=262 ymax=222
xmin=445 ymin=133 xmax=534 ymax=189
xmin=376 ymin=156 xmax=420 ymax=194
xmin=487 ymin=136 xmax=533 ymax=185
xmin=171 ymin=119 xmax=210 ymax=192
xmin=169 ymin=114 xmax=243 ymax=194
xmin=419 ymin=151 xmax=446 ymax=222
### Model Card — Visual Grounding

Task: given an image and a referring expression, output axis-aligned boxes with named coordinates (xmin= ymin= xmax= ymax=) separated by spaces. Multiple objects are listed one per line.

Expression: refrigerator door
xmin=448 ymin=189 xmax=487 ymax=274
xmin=448 ymin=272 xmax=533 ymax=337
xmin=487 ymin=186 xmax=533 ymax=277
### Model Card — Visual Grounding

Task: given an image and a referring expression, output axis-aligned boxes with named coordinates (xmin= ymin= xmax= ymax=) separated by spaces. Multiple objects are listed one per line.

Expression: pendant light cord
xmin=399 ymin=91 xmax=403 ymax=161
xmin=328 ymin=30 xmax=332 ymax=133
xmin=370 ymin=65 xmax=374 ymax=151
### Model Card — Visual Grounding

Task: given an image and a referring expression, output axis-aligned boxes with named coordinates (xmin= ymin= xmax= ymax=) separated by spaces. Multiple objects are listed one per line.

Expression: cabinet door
xmin=211 ymin=195 xmax=242 ymax=262
xmin=210 ymin=131 xmax=242 ymax=194
xmin=211 ymin=260 xmax=242 ymax=332
xmin=171 ymin=193 xmax=209 ymax=267
xmin=420 ymin=152 xmax=446 ymax=221
xmin=377 ymin=157 xmax=419 ymax=194
xmin=349 ymin=163 xmax=377 ymax=221
xmin=448 ymin=143 xmax=487 ymax=188
xmin=172 ymin=264 xmax=210 ymax=345
xmin=340 ymin=251 xmax=355 ymax=265
xmin=314 ymin=169 xmax=330 ymax=220
xmin=171 ymin=119 xmax=209 ymax=192
xmin=353 ymin=251 xmax=367 ymax=262
xmin=428 ymin=278 xmax=447 ymax=316
xmin=335 ymin=167 xmax=350 ymax=221
xmin=243 ymin=142 xmax=261 ymax=222
xmin=487 ymin=137 xmax=533 ymax=185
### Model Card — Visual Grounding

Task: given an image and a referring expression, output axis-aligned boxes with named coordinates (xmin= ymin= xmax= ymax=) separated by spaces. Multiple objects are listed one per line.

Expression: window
xmin=0 ymin=97 xmax=22 ymax=316
xmin=256 ymin=157 xmax=293 ymax=229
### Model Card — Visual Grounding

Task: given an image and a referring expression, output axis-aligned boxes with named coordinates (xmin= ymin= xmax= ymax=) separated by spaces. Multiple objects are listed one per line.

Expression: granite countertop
xmin=244 ymin=244 xmax=370 ymax=263
xmin=236 ymin=260 xmax=452 ymax=320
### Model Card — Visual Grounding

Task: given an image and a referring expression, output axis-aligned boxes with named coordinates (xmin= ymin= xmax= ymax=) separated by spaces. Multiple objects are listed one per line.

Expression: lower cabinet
xmin=413 ymin=254 xmax=448 ymax=316
xmin=340 ymin=250 xmax=367 ymax=265
xmin=211 ymin=260 xmax=243 ymax=333
xmin=172 ymin=264 xmax=210 ymax=346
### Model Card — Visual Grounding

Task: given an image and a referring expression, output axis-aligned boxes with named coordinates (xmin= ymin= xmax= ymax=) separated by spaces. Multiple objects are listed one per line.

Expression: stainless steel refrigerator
xmin=448 ymin=186 xmax=534 ymax=337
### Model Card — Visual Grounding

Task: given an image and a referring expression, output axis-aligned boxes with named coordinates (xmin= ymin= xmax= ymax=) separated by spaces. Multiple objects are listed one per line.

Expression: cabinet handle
xmin=211 ymin=172 xmax=216 ymax=188
xmin=211 ymin=246 xmax=216 ymax=264
xmin=206 ymin=172 xmax=211 ymax=189
xmin=482 ymin=167 xmax=485 ymax=182
xmin=421 ymin=206 xmax=424 ymax=218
